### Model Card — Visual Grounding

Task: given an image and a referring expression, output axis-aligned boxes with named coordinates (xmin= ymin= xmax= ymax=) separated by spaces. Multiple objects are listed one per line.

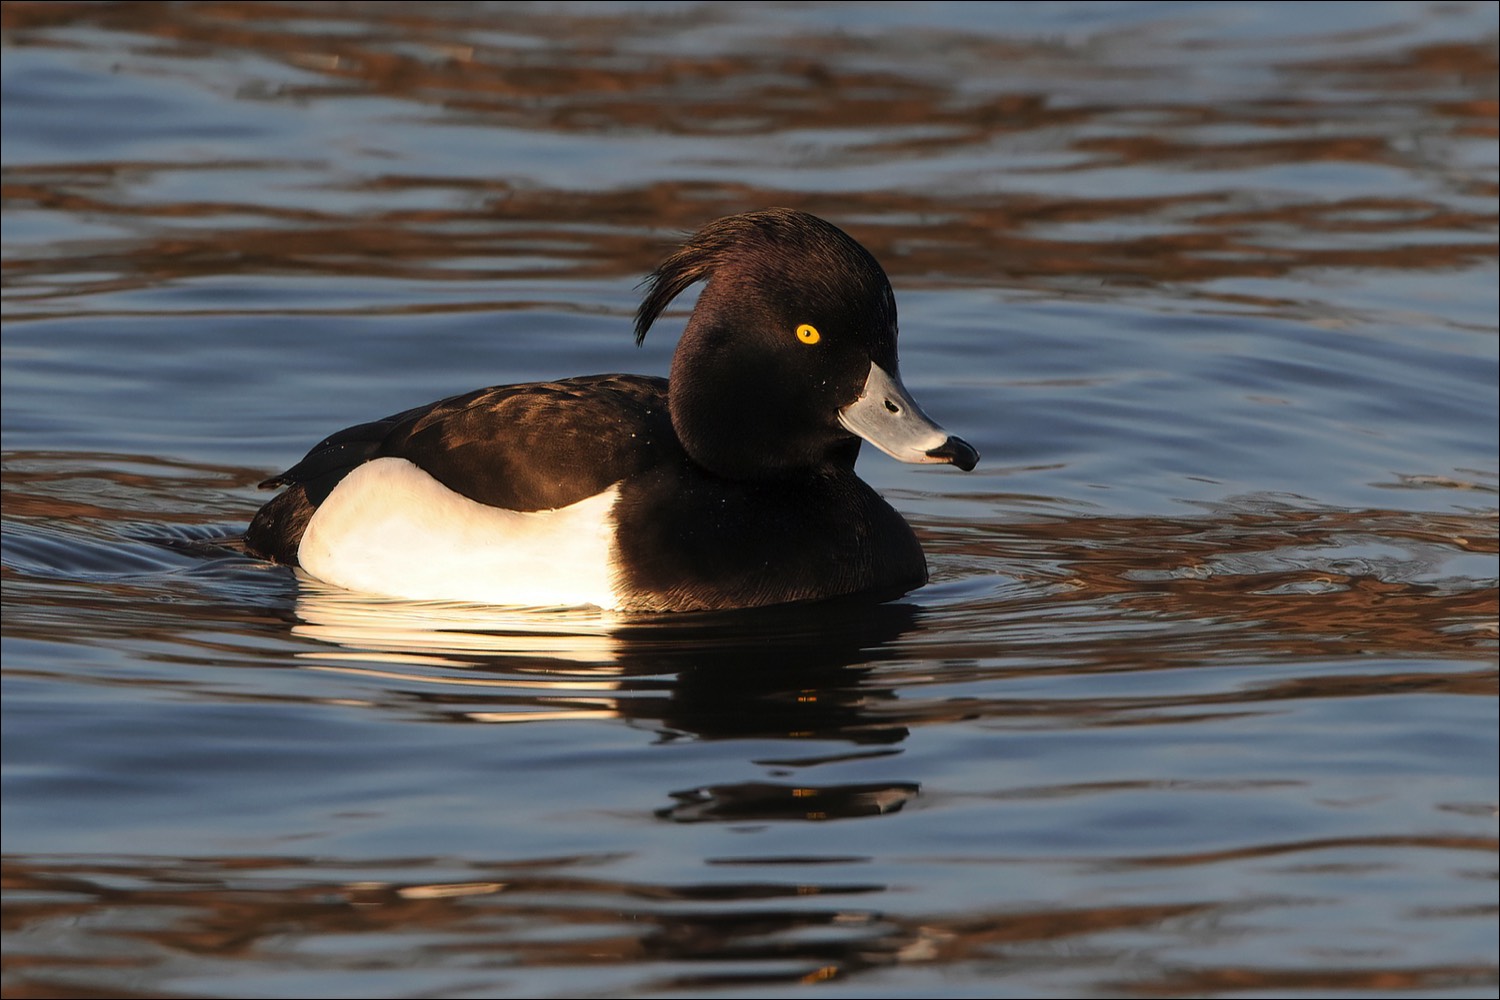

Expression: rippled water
xmin=3 ymin=2 xmax=1497 ymax=997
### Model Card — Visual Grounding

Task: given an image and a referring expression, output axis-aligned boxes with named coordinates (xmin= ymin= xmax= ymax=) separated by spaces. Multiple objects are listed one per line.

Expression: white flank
xmin=299 ymin=457 xmax=621 ymax=609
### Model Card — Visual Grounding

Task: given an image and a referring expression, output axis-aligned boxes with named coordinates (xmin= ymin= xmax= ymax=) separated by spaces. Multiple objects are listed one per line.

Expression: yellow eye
xmin=796 ymin=323 xmax=820 ymax=345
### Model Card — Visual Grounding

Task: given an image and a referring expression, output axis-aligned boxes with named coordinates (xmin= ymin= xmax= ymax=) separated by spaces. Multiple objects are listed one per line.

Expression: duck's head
xmin=635 ymin=208 xmax=979 ymax=480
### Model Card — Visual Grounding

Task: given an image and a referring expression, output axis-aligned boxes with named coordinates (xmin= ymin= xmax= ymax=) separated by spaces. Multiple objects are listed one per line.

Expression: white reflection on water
xmin=291 ymin=574 xmax=626 ymax=667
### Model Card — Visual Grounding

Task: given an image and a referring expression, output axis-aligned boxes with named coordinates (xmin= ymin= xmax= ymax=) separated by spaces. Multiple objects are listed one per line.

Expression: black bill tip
xmin=925 ymin=435 xmax=979 ymax=472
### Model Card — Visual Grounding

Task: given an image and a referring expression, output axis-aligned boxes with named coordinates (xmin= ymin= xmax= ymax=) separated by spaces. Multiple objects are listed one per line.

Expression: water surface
xmin=3 ymin=2 xmax=1497 ymax=997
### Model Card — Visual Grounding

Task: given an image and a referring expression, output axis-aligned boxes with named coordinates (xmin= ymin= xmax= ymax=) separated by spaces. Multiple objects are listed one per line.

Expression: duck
xmin=244 ymin=208 xmax=978 ymax=612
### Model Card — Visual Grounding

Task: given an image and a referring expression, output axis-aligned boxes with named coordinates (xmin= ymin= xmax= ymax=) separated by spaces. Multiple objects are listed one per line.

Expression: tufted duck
xmin=244 ymin=208 xmax=978 ymax=611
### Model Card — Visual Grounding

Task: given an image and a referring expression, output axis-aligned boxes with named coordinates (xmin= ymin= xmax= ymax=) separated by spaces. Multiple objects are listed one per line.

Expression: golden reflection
xmin=920 ymin=499 xmax=1499 ymax=667
xmin=1127 ymin=963 xmax=1500 ymax=997
xmin=1 ymin=450 xmax=261 ymax=523
xmin=8 ymin=850 xmax=1491 ymax=996
xmin=2 ymin=1 xmax=1494 ymax=312
xmin=392 ymin=881 xmax=505 ymax=900
xmin=1113 ymin=833 xmax=1500 ymax=869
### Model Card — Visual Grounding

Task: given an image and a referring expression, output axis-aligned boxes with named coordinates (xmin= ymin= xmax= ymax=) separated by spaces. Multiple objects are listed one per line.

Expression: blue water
xmin=3 ymin=2 xmax=1497 ymax=997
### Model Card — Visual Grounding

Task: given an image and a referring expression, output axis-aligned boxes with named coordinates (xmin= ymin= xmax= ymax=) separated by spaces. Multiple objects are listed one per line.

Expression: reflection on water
xmin=6 ymin=839 xmax=1495 ymax=996
xmin=3 ymin=1 xmax=1497 ymax=997
xmin=3 ymin=852 xmax=1218 ymax=994
xmin=3 ymin=1 xmax=1495 ymax=313
xmin=287 ymin=583 xmax=922 ymax=744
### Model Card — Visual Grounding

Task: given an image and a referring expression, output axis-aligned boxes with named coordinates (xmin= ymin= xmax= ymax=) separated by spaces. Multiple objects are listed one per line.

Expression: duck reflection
xmin=291 ymin=582 xmax=923 ymax=824
xmin=659 ymin=780 xmax=920 ymax=823
xmin=291 ymin=579 xmax=920 ymax=728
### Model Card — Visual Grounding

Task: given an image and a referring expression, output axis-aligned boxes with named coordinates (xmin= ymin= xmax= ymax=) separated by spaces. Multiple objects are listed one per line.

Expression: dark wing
xmin=245 ymin=374 xmax=677 ymax=564
xmin=373 ymin=374 xmax=677 ymax=510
